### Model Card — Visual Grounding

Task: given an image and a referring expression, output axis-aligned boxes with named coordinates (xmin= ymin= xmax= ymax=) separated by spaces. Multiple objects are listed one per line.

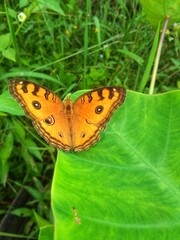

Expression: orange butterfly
xmin=9 ymin=80 xmax=126 ymax=152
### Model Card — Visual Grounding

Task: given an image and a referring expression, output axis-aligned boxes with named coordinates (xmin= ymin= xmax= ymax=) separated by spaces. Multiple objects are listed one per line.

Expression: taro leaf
xmin=140 ymin=0 xmax=180 ymax=27
xmin=51 ymin=90 xmax=180 ymax=240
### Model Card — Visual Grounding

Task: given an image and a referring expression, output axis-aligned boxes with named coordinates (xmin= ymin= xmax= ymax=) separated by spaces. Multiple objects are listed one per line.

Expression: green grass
xmin=0 ymin=0 xmax=179 ymax=238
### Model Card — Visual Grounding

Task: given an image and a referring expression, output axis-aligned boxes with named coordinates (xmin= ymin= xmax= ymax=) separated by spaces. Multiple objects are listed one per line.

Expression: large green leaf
xmin=51 ymin=90 xmax=180 ymax=240
xmin=140 ymin=0 xmax=180 ymax=27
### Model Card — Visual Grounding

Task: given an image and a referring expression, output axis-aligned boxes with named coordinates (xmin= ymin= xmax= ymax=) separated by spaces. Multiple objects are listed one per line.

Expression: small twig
xmin=149 ymin=16 xmax=170 ymax=94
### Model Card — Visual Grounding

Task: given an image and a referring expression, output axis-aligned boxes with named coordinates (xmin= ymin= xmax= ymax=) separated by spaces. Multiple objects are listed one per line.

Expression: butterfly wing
xmin=9 ymin=80 xmax=72 ymax=151
xmin=72 ymin=87 xmax=126 ymax=151
xmin=9 ymin=81 xmax=126 ymax=152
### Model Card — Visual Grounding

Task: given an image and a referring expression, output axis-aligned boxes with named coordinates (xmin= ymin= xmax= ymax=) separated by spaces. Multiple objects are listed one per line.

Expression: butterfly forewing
xmin=9 ymin=80 xmax=64 ymax=119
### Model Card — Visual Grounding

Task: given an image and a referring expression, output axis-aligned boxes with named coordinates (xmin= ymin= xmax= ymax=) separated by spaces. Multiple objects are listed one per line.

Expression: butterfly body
xmin=9 ymin=80 xmax=126 ymax=152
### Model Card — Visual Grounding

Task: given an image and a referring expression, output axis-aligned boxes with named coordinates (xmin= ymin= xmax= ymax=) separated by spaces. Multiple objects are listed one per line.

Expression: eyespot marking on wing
xmin=95 ymin=105 xmax=104 ymax=114
xmin=44 ymin=115 xmax=55 ymax=125
xmin=32 ymin=100 xmax=41 ymax=109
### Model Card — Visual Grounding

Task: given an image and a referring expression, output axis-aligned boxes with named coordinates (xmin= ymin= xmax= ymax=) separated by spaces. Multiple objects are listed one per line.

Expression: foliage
xmin=140 ymin=0 xmax=180 ymax=27
xmin=51 ymin=90 xmax=180 ymax=240
xmin=0 ymin=0 xmax=180 ymax=239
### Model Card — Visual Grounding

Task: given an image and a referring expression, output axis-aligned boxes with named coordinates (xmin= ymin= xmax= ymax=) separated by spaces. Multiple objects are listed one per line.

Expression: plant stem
xmin=149 ymin=16 xmax=170 ymax=94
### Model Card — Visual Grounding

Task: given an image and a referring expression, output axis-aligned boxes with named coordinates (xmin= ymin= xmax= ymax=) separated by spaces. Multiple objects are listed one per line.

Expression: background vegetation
xmin=0 ymin=0 xmax=179 ymax=239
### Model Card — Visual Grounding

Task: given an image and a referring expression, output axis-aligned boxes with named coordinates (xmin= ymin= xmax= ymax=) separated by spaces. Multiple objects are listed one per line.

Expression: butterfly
xmin=9 ymin=80 xmax=126 ymax=152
